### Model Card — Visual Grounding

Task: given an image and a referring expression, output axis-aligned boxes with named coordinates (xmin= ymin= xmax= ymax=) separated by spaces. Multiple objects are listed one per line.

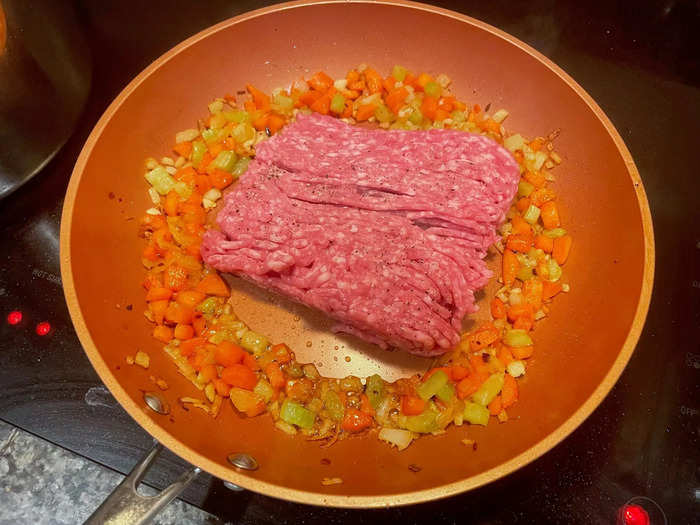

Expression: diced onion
xmin=333 ymin=79 xmax=348 ymax=90
xmin=175 ymin=128 xmax=200 ymax=143
xmin=378 ymin=428 xmax=414 ymax=451
xmin=145 ymin=208 xmax=161 ymax=215
xmin=492 ymin=109 xmax=509 ymax=123
xmin=504 ymin=133 xmax=525 ymax=152
xmin=148 ymin=188 xmax=160 ymax=204
xmin=160 ymin=156 xmax=174 ymax=166
xmin=203 ymin=188 xmax=222 ymax=202
xmin=507 ymin=360 xmax=526 ymax=377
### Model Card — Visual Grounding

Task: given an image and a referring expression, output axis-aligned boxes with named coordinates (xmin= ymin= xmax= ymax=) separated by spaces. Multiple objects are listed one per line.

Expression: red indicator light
xmin=619 ymin=504 xmax=650 ymax=525
xmin=36 ymin=322 xmax=51 ymax=336
xmin=7 ymin=310 xmax=22 ymax=325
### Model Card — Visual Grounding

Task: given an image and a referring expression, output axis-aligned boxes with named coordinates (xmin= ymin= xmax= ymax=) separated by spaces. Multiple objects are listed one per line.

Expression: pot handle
xmin=84 ymin=440 xmax=201 ymax=525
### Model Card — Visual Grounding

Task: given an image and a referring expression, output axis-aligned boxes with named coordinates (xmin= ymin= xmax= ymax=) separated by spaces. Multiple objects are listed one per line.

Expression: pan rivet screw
xmin=223 ymin=481 xmax=245 ymax=492
xmin=143 ymin=392 xmax=169 ymax=415
xmin=227 ymin=453 xmax=258 ymax=471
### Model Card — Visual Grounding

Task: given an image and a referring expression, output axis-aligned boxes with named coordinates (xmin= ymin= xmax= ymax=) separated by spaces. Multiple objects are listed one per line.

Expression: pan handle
xmin=84 ymin=440 xmax=201 ymax=525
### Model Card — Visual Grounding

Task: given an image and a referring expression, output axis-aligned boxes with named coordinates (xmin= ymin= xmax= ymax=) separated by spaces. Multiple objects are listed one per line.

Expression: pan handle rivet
xmin=223 ymin=481 xmax=244 ymax=492
xmin=143 ymin=392 xmax=169 ymax=415
xmin=227 ymin=453 xmax=258 ymax=471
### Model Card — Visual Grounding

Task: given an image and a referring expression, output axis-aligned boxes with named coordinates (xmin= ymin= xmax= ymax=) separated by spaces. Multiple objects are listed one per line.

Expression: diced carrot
xmin=164 ymin=264 xmax=188 ymax=291
xmin=355 ymin=103 xmax=378 ymax=122
xmin=540 ymin=201 xmax=561 ymax=229
xmin=209 ymin=169 xmax=233 ymax=190
xmin=142 ymin=244 xmax=159 ymax=262
xmin=497 ymin=346 xmax=514 ymax=366
xmin=513 ymin=316 xmax=533 ymax=331
xmin=214 ymin=341 xmax=245 ymax=367
xmin=174 ymin=165 xmax=197 ymax=182
xmin=153 ymin=325 xmax=173 ymax=343
xmin=511 ymin=345 xmax=534 ymax=359
xmin=542 ymin=280 xmax=563 ymax=300
xmin=341 ymin=100 xmax=353 ymax=118
xmin=382 ymin=76 xmax=397 ymax=93
xmin=420 ymin=96 xmax=439 ymax=120
xmin=530 ymin=188 xmax=556 ymax=207
xmin=456 ymin=374 xmax=483 ymax=399
xmin=364 ymin=68 xmax=383 ymax=93
xmin=174 ymin=323 xmax=194 ymax=340
xmin=491 ymin=297 xmax=506 ymax=319
xmin=414 ymin=72 xmax=433 ymax=91
xmin=511 ymin=216 xmax=532 ymax=235
xmin=401 ymin=395 xmax=426 ymax=415
xmin=220 ymin=364 xmax=258 ymax=390
xmin=192 ymin=314 xmax=206 ymax=335
xmin=385 ymin=86 xmax=409 ymax=114
xmin=180 ymin=337 xmax=206 ymax=357
xmin=307 ymin=71 xmax=334 ymax=92
xmin=360 ymin=394 xmax=375 ymax=416
xmin=152 ymin=228 xmax=172 ymax=248
xmin=176 ymin=290 xmax=206 ymax=309
xmin=243 ymin=352 xmax=260 ymax=371
xmin=506 ymin=232 xmax=534 ymax=253
xmin=164 ymin=302 xmax=195 ymax=325
xmin=195 ymin=272 xmax=229 ymax=297
xmin=197 ymin=151 xmax=213 ymax=171
xmin=507 ymin=303 xmax=534 ymax=323
xmin=468 ymin=322 xmax=500 ymax=350
xmin=149 ymin=300 xmax=169 ymax=325
xmin=553 ymin=235 xmax=572 ymax=265
xmin=223 ymin=137 xmax=237 ymax=151
xmin=341 ymin=408 xmax=373 ymax=433
xmin=172 ymin=141 xmax=192 ymax=158
xmin=270 ymin=343 xmax=292 ymax=363
xmin=524 ymin=170 xmax=546 ymax=188
xmin=516 ymin=197 xmax=531 ymax=212
xmin=140 ymin=214 xmax=168 ymax=232
xmin=522 ymin=279 xmax=544 ymax=310
xmin=199 ymin=363 xmax=218 ymax=382
xmin=195 ymin=174 xmax=212 ymax=194
xmin=501 ymin=374 xmax=519 ymax=408
xmin=451 ymin=365 xmax=470 ymax=381
xmin=503 ymin=249 xmax=519 ymax=286
xmin=434 ymin=108 xmax=451 ymax=121
xmin=529 ymin=138 xmax=544 ymax=151
xmin=535 ymin=234 xmax=554 ymax=253
xmin=246 ymin=84 xmax=271 ymax=110
xmin=208 ymin=142 xmax=224 ymax=158
xmin=142 ymin=272 xmax=163 ymax=290
xmin=164 ymin=191 xmax=179 ymax=217
xmin=245 ymin=400 xmax=267 ymax=418
xmin=298 ymin=90 xmax=322 ymax=107
xmin=346 ymin=69 xmax=360 ymax=84
xmin=309 ymin=94 xmax=331 ymax=115
xmin=265 ymin=362 xmax=285 ymax=390
xmin=251 ymin=112 xmax=269 ymax=131
xmin=267 ymin=113 xmax=286 ymax=134
xmin=482 ymin=118 xmax=501 ymax=134
xmin=347 ymin=80 xmax=366 ymax=91
xmin=214 ymin=378 xmax=231 ymax=397
xmin=146 ymin=287 xmax=172 ymax=302
xmin=469 ymin=354 xmax=491 ymax=380
xmin=488 ymin=395 xmax=503 ymax=415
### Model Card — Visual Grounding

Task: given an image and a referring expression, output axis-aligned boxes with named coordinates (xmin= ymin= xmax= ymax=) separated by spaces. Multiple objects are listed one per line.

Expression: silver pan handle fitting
xmin=84 ymin=441 xmax=200 ymax=525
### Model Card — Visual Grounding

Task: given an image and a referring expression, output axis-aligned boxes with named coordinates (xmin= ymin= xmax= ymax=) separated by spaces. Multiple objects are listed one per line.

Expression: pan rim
xmin=60 ymin=0 xmax=655 ymax=508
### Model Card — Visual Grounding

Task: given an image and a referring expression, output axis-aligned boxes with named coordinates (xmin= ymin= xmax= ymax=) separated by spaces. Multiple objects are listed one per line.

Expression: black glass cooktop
xmin=0 ymin=1 xmax=698 ymax=523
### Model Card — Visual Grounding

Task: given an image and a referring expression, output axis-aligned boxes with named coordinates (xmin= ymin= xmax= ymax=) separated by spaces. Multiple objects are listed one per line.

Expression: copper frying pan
xmin=59 ymin=0 xmax=654 ymax=517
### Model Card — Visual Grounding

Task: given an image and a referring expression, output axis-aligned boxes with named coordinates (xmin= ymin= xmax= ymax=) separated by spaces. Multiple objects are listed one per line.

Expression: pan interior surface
xmin=61 ymin=0 xmax=653 ymax=507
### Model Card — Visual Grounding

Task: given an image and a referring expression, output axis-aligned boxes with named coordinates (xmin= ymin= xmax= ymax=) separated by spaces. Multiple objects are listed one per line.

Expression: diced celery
xmin=472 ymin=373 xmax=505 ymax=407
xmin=424 ymin=81 xmax=442 ymax=98
xmin=253 ymin=378 xmax=274 ymax=402
xmin=399 ymin=406 xmax=439 ymax=433
xmin=230 ymin=388 xmax=263 ymax=414
xmin=145 ymin=167 xmax=176 ymax=195
xmin=173 ymin=181 xmax=192 ymax=199
xmin=280 ymin=399 xmax=315 ymax=429
xmin=330 ymin=93 xmax=346 ymax=115
xmin=518 ymin=180 xmax=535 ymax=197
xmin=272 ymin=93 xmax=294 ymax=110
xmin=202 ymin=128 xmax=226 ymax=144
xmin=196 ymin=297 xmax=221 ymax=315
xmin=209 ymin=113 xmax=227 ymax=130
xmin=543 ymin=228 xmax=567 ymax=238
xmin=322 ymin=390 xmax=344 ymax=422
xmin=231 ymin=123 xmax=255 ymax=143
xmin=191 ymin=140 xmax=207 ymax=166
xmin=232 ymin=157 xmax=250 ymax=177
xmin=211 ymin=150 xmax=238 ymax=172
xmin=504 ymin=133 xmax=525 ymax=152
xmin=463 ymin=401 xmax=490 ymax=425
xmin=240 ymin=330 xmax=269 ymax=355
xmin=208 ymin=100 xmax=224 ymax=114
xmin=528 ymin=248 xmax=545 ymax=261
xmin=523 ymin=204 xmax=541 ymax=224
xmin=408 ymin=107 xmax=423 ymax=125
xmin=374 ymin=104 xmax=395 ymax=123
xmin=365 ymin=374 xmax=385 ymax=409
xmin=547 ymin=258 xmax=562 ymax=282
xmin=517 ymin=266 xmax=535 ymax=281
xmin=533 ymin=150 xmax=548 ymax=170
xmin=504 ymin=329 xmax=533 ymax=348
xmin=450 ymin=110 xmax=466 ymax=123
xmin=436 ymin=382 xmax=455 ymax=402
xmin=392 ymin=65 xmax=408 ymax=82
xmin=417 ymin=370 xmax=449 ymax=401
xmin=223 ymin=110 xmax=250 ymax=123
